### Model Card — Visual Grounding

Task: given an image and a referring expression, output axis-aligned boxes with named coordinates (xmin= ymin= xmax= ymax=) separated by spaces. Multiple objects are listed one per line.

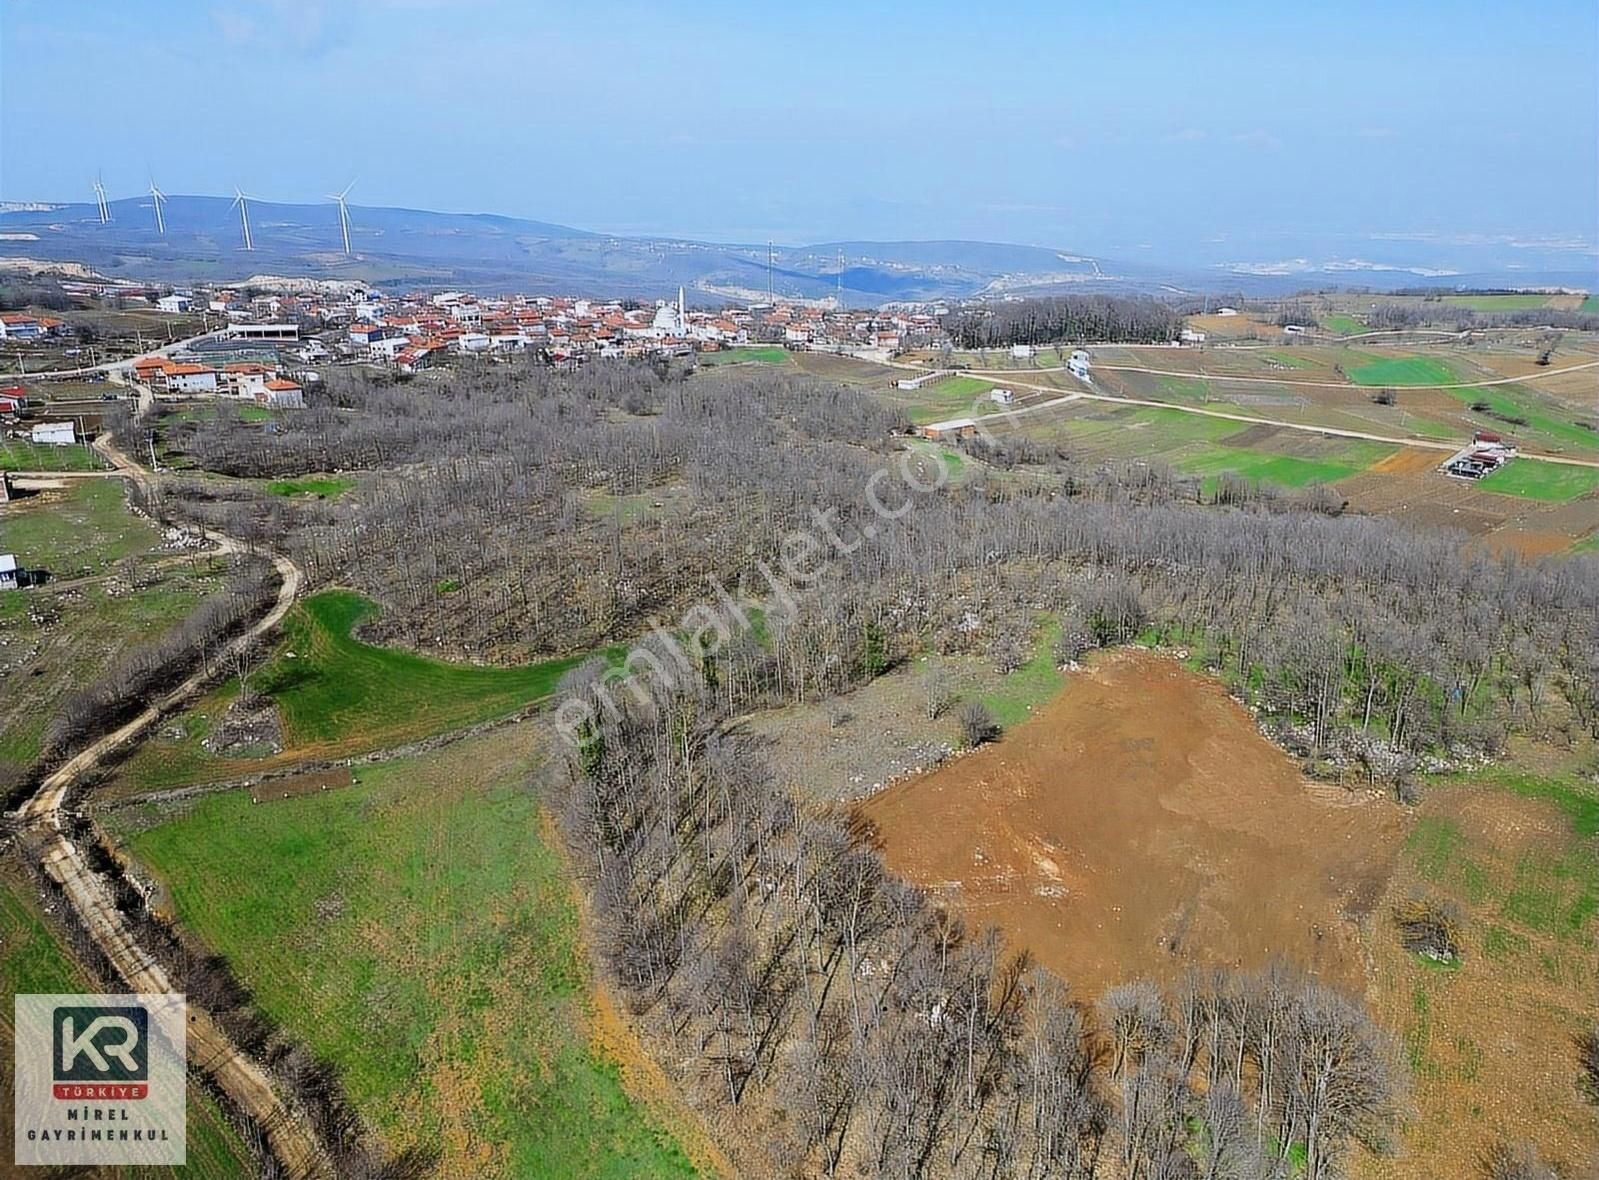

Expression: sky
xmin=2 ymin=0 xmax=1596 ymax=268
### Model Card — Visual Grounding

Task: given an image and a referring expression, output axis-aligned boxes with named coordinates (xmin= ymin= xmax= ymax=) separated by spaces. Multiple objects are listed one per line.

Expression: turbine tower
xmin=327 ymin=180 xmax=355 ymax=255
xmin=92 ymin=176 xmax=110 ymax=224
xmin=230 ymin=187 xmax=255 ymax=251
xmin=148 ymin=179 xmax=167 ymax=235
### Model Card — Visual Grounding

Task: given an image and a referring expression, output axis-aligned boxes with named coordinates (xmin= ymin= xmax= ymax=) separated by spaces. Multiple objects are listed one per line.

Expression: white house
xmin=0 ymin=554 xmax=18 ymax=592
xmin=157 ymin=294 xmax=192 ymax=314
xmin=456 ymin=332 xmax=492 ymax=353
xmin=1067 ymin=350 xmax=1091 ymax=378
xmin=989 ymin=388 xmax=1015 ymax=405
xmin=369 ymin=336 xmax=410 ymax=361
xmin=1010 ymin=344 xmax=1033 ymax=360
xmin=259 ymin=379 xmax=305 ymax=409
xmin=31 ymin=421 xmax=76 ymax=445
xmin=164 ymin=364 xmax=219 ymax=395
xmin=1180 ymin=328 xmax=1207 ymax=344
xmin=0 ymin=314 xmax=43 ymax=340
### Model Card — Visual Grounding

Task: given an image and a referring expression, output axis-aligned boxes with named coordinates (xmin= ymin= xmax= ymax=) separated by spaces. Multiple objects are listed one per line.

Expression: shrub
xmin=957 ymin=700 xmax=1000 ymax=747
xmin=1579 ymin=1026 xmax=1599 ymax=1103
xmin=1394 ymin=895 xmax=1464 ymax=964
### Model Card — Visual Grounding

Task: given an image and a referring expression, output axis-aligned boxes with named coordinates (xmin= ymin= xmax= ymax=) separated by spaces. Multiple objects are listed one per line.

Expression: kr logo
xmin=53 ymin=1007 xmax=148 ymax=1085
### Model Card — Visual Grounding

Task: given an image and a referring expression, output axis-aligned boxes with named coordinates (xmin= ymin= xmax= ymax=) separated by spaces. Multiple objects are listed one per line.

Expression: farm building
xmin=989 ymin=388 xmax=1015 ymax=405
xmin=1441 ymin=432 xmax=1517 ymax=481
xmin=1068 ymin=350 xmax=1091 ymax=378
xmin=30 ymin=421 xmax=75 ymax=446
xmin=1010 ymin=345 xmax=1033 ymax=359
xmin=1180 ymin=328 xmax=1207 ymax=344
xmin=921 ymin=417 xmax=978 ymax=442
xmin=897 ymin=369 xmax=950 ymax=391
xmin=0 ymin=554 xmax=18 ymax=592
xmin=157 ymin=294 xmax=193 ymax=314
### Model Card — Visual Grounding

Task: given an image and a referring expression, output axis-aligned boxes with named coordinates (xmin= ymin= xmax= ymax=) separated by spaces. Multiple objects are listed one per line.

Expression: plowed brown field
xmin=861 ymin=651 xmax=1405 ymax=997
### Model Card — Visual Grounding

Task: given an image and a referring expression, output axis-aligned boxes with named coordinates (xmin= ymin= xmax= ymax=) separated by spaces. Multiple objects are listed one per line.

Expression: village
xmin=0 ymin=279 xmax=971 ymax=450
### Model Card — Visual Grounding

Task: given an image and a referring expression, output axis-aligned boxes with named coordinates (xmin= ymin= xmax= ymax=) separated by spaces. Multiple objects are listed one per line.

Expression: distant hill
xmin=0 ymin=195 xmax=1125 ymax=302
xmin=2 ymin=195 xmax=1584 ymax=302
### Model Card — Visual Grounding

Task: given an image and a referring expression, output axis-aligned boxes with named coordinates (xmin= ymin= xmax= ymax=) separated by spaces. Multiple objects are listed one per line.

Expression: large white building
xmin=30 ymin=421 xmax=76 ymax=445
xmin=651 ymin=288 xmax=687 ymax=337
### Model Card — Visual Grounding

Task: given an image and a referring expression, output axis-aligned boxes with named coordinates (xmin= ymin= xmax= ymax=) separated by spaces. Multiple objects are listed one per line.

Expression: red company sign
xmin=51 ymin=1083 xmax=149 ymax=1101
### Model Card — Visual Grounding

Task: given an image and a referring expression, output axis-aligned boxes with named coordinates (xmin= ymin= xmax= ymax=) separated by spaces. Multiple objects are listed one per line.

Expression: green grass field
xmin=1479 ymin=459 xmax=1599 ymax=502
xmin=0 ymin=480 xmax=227 ymax=772
xmin=1580 ymin=296 xmax=1599 ymax=314
xmin=1033 ymin=404 xmax=1390 ymax=492
xmin=265 ymin=475 xmax=355 ymax=498
xmin=0 ymin=867 xmax=255 ymax=1178
xmin=1179 ymin=447 xmax=1386 ymax=490
xmin=697 ymin=345 xmax=788 ymax=366
xmin=1321 ymin=314 xmax=1365 ymax=336
xmin=0 ymin=478 xmax=148 ymax=571
xmin=1445 ymin=384 xmax=1599 ymax=453
xmin=1346 ymin=356 xmax=1459 ymax=386
xmin=0 ymin=438 xmax=108 ymax=471
xmin=254 ymin=590 xmax=614 ymax=750
xmin=116 ymin=730 xmax=699 ymax=1177
xmin=1440 ymin=294 xmax=1552 ymax=311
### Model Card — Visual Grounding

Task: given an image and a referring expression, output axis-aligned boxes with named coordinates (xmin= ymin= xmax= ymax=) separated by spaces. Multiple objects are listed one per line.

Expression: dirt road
xmin=9 ymin=434 xmax=330 ymax=1178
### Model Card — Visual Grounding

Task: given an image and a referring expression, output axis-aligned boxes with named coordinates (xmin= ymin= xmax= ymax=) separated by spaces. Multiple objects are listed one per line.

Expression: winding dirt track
xmin=8 ymin=435 xmax=331 ymax=1178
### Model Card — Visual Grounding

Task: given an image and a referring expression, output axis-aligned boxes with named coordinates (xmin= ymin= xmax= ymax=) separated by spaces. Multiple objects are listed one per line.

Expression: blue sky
xmin=2 ymin=0 xmax=1595 ymax=266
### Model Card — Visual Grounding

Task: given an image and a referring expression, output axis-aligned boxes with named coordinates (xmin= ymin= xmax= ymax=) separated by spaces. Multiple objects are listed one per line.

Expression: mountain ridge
xmin=2 ymin=194 xmax=1583 ymax=302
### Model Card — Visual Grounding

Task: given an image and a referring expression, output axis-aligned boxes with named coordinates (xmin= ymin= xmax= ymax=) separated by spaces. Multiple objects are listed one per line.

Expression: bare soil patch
xmin=247 ymin=766 xmax=353 ymax=803
xmin=1370 ymin=447 xmax=1443 ymax=476
xmin=1479 ymin=528 xmax=1582 ymax=559
xmin=860 ymin=651 xmax=1405 ymax=998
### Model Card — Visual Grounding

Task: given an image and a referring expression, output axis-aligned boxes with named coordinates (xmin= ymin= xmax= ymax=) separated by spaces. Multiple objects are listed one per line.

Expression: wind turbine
xmin=92 ymin=175 xmax=110 ymax=224
xmin=229 ymin=187 xmax=255 ymax=251
xmin=327 ymin=180 xmax=355 ymax=255
xmin=148 ymin=178 xmax=167 ymax=235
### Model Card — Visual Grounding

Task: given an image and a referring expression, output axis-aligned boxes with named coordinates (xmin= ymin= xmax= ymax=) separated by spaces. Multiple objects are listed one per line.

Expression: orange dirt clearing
xmin=861 ymin=651 xmax=1405 ymax=999
xmin=1370 ymin=447 xmax=1443 ymax=475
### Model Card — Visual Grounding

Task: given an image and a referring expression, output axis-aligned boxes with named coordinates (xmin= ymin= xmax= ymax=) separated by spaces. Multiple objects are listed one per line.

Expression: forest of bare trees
xmin=125 ymin=358 xmax=1599 ymax=777
xmin=941 ymin=297 xmax=1184 ymax=349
